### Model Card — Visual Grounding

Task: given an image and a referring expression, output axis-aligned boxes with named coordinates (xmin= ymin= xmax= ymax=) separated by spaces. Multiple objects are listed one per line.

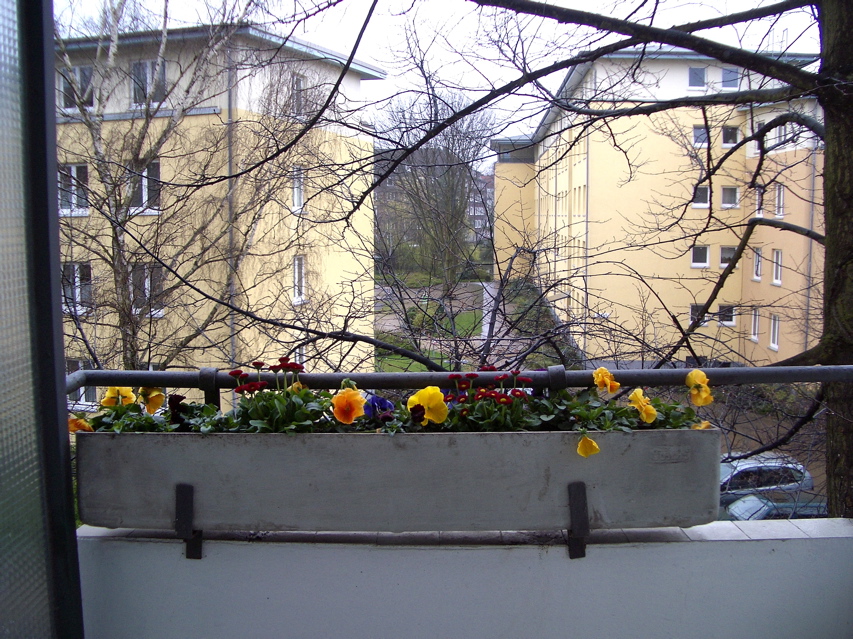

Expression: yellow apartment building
xmin=56 ymin=25 xmax=382 ymax=405
xmin=492 ymin=47 xmax=822 ymax=368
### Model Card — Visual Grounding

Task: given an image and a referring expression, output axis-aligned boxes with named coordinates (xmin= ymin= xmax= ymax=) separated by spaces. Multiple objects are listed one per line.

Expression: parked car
xmin=720 ymin=452 xmax=813 ymax=506
xmin=724 ymin=493 xmax=828 ymax=521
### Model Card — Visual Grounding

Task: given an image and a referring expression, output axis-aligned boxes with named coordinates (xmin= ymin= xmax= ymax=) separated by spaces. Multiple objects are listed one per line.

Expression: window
xmin=751 ymin=308 xmax=760 ymax=341
xmin=770 ymin=314 xmax=780 ymax=351
xmin=754 ymin=186 xmax=765 ymax=217
xmin=721 ymin=186 xmax=739 ymax=208
xmin=131 ymin=263 xmax=165 ymax=316
xmin=688 ymin=67 xmax=706 ymax=88
xmin=61 ymin=262 xmax=92 ymax=314
xmin=720 ymin=246 xmax=737 ymax=267
xmin=60 ymin=65 xmax=93 ymax=109
xmin=693 ymin=185 xmax=710 ymax=208
xmin=292 ymin=74 xmax=305 ymax=117
xmin=774 ymin=124 xmax=787 ymax=147
xmin=690 ymin=304 xmax=709 ymax=326
xmin=752 ymin=119 xmax=765 ymax=154
xmin=58 ymin=164 xmax=88 ymax=215
xmin=294 ymin=344 xmax=306 ymax=365
xmin=774 ymin=183 xmax=785 ymax=217
xmin=130 ymin=161 xmax=161 ymax=211
xmin=293 ymin=254 xmax=306 ymax=304
xmin=717 ymin=304 xmax=736 ymax=326
xmin=292 ymin=166 xmax=304 ymax=214
xmin=131 ymin=60 xmax=166 ymax=105
xmin=772 ymin=249 xmax=783 ymax=285
xmin=691 ymin=245 xmax=709 ymax=268
xmin=693 ymin=125 xmax=709 ymax=147
xmin=722 ymin=126 xmax=739 ymax=147
xmin=721 ymin=67 xmax=739 ymax=89
xmin=753 ymin=247 xmax=762 ymax=280
xmin=66 ymin=358 xmax=97 ymax=404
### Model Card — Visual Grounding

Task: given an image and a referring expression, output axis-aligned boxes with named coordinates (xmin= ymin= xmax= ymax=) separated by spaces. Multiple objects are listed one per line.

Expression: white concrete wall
xmin=78 ymin=520 xmax=853 ymax=639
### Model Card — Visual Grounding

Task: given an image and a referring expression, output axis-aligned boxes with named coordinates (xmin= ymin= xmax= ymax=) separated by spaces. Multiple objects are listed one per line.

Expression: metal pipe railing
xmin=66 ymin=365 xmax=853 ymax=409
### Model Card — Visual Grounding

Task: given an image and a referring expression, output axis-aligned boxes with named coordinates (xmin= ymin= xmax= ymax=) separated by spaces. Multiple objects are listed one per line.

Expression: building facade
xmin=56 ymin=25 xmax=383 ymax=404
xmin=492 ymin=47 xmax=823 ymax=368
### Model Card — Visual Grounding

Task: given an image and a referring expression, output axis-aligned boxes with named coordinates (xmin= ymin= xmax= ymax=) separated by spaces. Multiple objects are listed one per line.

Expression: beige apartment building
xmin=492 ymin=47 xmax=822 ymax=368
xmin=57 ymin=25 xmax=382 ymax=405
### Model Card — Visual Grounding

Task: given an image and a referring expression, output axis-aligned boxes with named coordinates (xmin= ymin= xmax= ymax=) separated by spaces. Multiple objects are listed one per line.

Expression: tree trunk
xmin=818 ymin=0 xmax=853 ymax=516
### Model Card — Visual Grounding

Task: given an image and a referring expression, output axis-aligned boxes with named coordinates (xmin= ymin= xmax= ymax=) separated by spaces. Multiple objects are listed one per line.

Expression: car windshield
xmin=727 ymin=495 xmax=770 ymax=520
xmin=720 ymin=462 xmax=735 ymax=482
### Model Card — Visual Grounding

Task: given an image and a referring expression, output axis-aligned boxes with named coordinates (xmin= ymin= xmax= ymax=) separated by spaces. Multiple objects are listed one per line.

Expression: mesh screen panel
xmin=0 ymin=0 xmax=54 ymax=634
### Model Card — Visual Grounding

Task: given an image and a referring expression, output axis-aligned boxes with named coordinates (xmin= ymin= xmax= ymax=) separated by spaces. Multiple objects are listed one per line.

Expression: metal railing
xmin=66 ymin=364 xmax=853 ymax=409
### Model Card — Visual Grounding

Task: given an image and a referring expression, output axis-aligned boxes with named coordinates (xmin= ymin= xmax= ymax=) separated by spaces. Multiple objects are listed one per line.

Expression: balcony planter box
xmin=76 ymin=429 xmax=720 ymax=532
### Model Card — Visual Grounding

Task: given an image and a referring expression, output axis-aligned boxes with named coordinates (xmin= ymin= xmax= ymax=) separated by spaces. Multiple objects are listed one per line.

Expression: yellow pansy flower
xmin=138 ymin=387 xmax=165 ymax=414
xmin=406 ymin=386 xmax=448 ymax=425
xmin=686 ymin=369 xmax=714 ymax=406
xmin=691 ymin=421 xmax=713 ymax=430
xmin=577 ymin=435 xmax=601 ymax=458
xmin=101 ymin=386 xmax=136 ymax=407
xmin=68 ymin=417 xmax=93 ymax=433
xmin=628 ymin=388 xmax=657 ymax=423
xmin=592 ymin=367 xmax=620 ymax=393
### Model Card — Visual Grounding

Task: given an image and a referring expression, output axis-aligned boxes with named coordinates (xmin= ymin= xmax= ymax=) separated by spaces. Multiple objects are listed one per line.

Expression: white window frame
xmin=293 ymin=254 xmax=306 ymax=305
xmin=770 ymin=314 xmax=780 ymax=351
xmin=692 ymin=185 xmax=710 ymax=208
xmin=721 ymin=67 xmax=740 ymax=90
xmin=721 ymin=126 xmax=739 ymax=147
xmin=752 ymin=119 xmax=765 ymax=155
xmin=59 ymin=65 xmax=93 ymax=110
xmin=131 ymin=263 xmax=165 ymax=317
xmin=690 ymin=304 xmax=709 ymax=326
xmin=61 ymin=261 xmax=93 ymax=315
xmin=688 ymin=67 xmax=706 ymax=89
xmin=66 ymin=358 xmax=98 ymax=406
xmin=774 ymin=183 xmax=785 ymax=217
xmin=772 ymin=249 xmax=783 ymax=286
xmin=58 ymin=163 xmax=89 ymax=216
xmin=754 ymin=186 xmax=765 ymax=218
xmin=129 ymin=161 xmax=161 ymax=214
xmin=750 ymin=308 xmax=760 ymax=342
xmin=131 ymin=60 xmax=166 ymax=106
xmin=717 ymin=304 xmax=736 ymax=327
xmin=721 ymin=186 xmax=739 ymax=209
xmin=292 ymin=166 xmax=305 ymax=215
xmin=752 ymin=247 xmax=762 ymax=281
xmin=294 ymin=344 xmax=306 ymax=365
xmin=692 ymin=125 xmax=709 ymax=147
xmin=720 ymin=246 xmax=737 ymax=268
xmin=691 ymin=245 xmax=710 ymax=268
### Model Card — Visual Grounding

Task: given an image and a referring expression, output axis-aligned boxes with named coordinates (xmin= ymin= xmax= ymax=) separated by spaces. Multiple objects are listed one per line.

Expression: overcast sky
xmin=54 ymin=0 xmax=820 ymax=135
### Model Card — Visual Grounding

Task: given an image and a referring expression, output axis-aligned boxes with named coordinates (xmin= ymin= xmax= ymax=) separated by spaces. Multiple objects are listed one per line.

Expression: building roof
xmin=530 ymin=45 xmax=818 ymax=144
xmin=56 ymin=23 xmax=386 ymax=81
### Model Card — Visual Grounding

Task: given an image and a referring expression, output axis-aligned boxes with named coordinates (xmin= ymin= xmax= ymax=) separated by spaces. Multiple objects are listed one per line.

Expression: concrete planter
xmin=76 ymin=429 xmax=720 ymax=532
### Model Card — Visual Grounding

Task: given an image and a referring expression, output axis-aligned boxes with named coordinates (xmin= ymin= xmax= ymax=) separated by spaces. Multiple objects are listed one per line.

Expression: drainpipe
xmin=227 ymin=49 xmax=236 ymax=370
xmin=582 ymin=127 xmax=590 ymax=358
xmin=803 ymin=101 xmax=818 ymax=351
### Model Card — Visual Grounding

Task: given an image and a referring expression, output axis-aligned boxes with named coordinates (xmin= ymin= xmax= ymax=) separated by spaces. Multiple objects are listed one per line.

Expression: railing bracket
xmin=567 ymin=481 xmax=589 ymax=559
xmin=175 ymin=483 xmax=203 ymax=559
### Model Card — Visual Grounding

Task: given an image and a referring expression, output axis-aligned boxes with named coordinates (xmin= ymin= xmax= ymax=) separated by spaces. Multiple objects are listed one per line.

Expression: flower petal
xmin=577 ymin=435 xmax=600 ymax=458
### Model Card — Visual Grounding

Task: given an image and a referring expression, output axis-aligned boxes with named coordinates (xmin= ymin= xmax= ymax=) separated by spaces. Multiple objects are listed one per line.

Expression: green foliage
xmin=89 ymin=402 xmax=166 ymax=433
xmin=230 ymin=386 xmax=334 ymax=433
xmin=404 ymin=303 xmax=481 ymax=337
xmin=83 ymin=366 xmax=710 ymax=438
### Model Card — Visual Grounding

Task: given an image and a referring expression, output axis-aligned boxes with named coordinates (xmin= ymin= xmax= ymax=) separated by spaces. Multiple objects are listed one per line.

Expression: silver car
xmin=725 ymin=493 xmax=827 ymax=521
xmin=720 ymin=452 xmax=814 ymax=506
